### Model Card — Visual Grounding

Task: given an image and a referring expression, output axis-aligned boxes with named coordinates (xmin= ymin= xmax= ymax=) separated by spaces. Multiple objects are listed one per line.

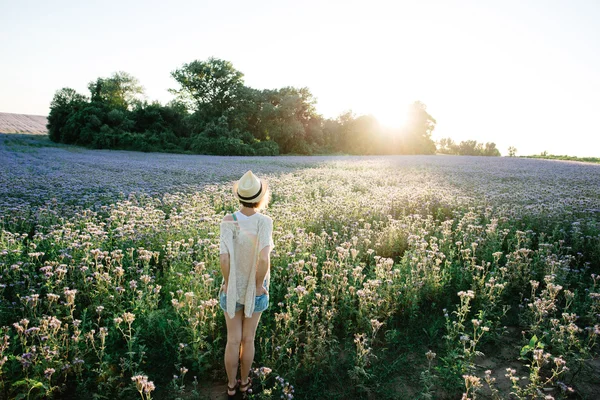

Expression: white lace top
xmin=219 ymin=211 xmax=274 ymax=318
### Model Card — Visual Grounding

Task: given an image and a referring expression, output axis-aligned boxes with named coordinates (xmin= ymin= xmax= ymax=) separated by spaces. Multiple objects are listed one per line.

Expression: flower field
xmin=1 ymin=133 xmax=600 ymax=399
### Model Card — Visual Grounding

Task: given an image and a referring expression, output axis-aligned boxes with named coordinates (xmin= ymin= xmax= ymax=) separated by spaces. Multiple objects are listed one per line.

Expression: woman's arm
xmin=255 ymin=246 xmax=270 ymax=295
xmin=219 ymin=215 xmax=234 ymax=290
xmin=220 ymin=253 xmax=230 ymax=290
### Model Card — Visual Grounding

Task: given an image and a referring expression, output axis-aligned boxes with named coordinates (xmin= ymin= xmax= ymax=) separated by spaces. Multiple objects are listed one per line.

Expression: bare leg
xmin=224 ymin=310 xmax=243 ymax=394
xmin=240 ymin=311 xmax=262 ymax=388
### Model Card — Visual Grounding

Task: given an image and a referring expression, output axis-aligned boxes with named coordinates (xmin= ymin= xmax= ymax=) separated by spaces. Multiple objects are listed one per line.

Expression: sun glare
xmin=374 ymin=108 xmax=408 ymax=129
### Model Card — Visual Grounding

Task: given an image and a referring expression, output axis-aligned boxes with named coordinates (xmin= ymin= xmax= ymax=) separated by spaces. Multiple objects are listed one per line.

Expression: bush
xmin=191 ymin=136 xmax=256 ymax=156
xmin=252 ymin=140 xmax=279 ymax=156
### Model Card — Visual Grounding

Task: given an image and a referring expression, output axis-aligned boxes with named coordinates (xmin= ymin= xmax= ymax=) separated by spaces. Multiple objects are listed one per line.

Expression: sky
xmin=1 ymin=0 xmax=599 ymax=156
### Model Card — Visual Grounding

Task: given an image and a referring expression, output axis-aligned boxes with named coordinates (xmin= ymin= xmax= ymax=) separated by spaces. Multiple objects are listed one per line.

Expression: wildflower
xmin=132 ymin=374 xmax=155 ymax=394
xmin=48 ymin=316 xmax=62 ymax=330
xmin=184 ymin=292 xmax=195 ymax=302
xmin=122 ymin=312 xmax=135 ymax=324
xmin=46 ymin=293 xmax=60 ymax=302
xmin=293 ymin=286 xmax=307 ymax=296
xmin=370 ymin=319 xmax=383 ymax=332
xmin=458 ymin=290 xmax=475 ymax=299
xmin=557 ymin=381 xmax=574 ymax=393
xmin=425 ymin=350 xmax=436 ymax=361
xmin=462 ymin=374 xmax=482 ymax=389
xmin=553 ymin=356 xmax=566 ymax=368
xmin=64 ymin=288 xmax=77 ymax=305
xmin=25 ymin=327 xmax=40 ymax=335
xmin=530 ymin=280 xmax=540 ymax=290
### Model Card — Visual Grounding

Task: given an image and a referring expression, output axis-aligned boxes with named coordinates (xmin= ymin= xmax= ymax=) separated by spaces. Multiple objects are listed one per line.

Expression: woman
xmin=219 ymin=170 xmax=274 ymax=398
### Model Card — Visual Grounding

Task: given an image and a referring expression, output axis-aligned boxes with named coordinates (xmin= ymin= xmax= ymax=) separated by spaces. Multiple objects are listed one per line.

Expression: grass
xmin=522 ymin=154 xmax=600 ymax=164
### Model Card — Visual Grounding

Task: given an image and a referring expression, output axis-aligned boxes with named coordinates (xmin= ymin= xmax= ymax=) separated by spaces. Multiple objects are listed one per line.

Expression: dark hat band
xmin=237 ymin=181 xmax=263 ymax=201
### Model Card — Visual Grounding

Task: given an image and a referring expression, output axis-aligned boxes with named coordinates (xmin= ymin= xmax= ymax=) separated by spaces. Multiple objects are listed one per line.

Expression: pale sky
xmin=1 ymin=0 xmax=599 ymax=156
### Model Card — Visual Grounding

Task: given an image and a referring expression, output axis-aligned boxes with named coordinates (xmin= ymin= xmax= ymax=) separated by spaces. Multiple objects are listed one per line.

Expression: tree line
xmin=436 ymin=138 xmax=501 ymax=156
xmin=47 ymin=57 xmax=500 ymax=156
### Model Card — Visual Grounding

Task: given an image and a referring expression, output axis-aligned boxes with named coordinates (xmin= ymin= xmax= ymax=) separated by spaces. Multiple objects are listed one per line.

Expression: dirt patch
xmin=465 ymin=327 xmax=600 ymax=399
xmin=0 ymin=112 xmax=48 ymax=134
xmin=569 ymin=358 xmax=600 ymax=400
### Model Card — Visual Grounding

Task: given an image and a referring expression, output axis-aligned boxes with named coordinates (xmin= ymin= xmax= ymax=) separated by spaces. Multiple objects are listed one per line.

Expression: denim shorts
xmin=219 ymin=285 xmax=269 ymax=314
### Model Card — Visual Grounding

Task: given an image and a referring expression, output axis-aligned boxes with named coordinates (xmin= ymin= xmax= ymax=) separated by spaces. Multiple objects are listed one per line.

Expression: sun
xmin=373 ymin=105 xmax=408 ymax=129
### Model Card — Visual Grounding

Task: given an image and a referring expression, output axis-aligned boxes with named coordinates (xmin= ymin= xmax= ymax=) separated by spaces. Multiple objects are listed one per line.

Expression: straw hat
xmin=233 ymin=171 xmax=268 ymax=203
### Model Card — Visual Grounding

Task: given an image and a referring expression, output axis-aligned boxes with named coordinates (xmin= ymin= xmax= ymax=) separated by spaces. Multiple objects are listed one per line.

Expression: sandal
xmin=239 ymin=377 xmax=252 ymax=396
xmin=227 ymin=380 xmax=239 ymax=399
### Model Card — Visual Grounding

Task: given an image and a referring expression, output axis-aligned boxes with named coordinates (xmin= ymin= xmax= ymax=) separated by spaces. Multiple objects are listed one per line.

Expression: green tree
xmin=255 ymin=87 xmax=321 ymax=154
xmin=87 ymin=71 xmax=144 ymax=109
xmin=483 ymin=142 xmax=501 ymax=156
xmin=47 ymin=88 xmax=89 ymax=143
xmin=344 ymin=114 xmax=381 ymax=154
xmin=436 ymin=138 xmax=500 ymax=156
xmin=458 ymin=140 xmax=481 ymax=156
xmin=227 ymin=86 xmax=264 ymax=139
xmin=508 ymin=146 xmax=517 ymax=157
xmin=437 ymin=138 xmax=458 ymax=155
xmin=130 ymin=101 xmax=187 ymax=150
xmin=170 ymin=58 xmax=245 ymax=119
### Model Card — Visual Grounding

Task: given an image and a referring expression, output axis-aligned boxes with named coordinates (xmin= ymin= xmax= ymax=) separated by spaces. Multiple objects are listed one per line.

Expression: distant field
xmin=523 ymin=154 xmax=600 ymax=164
xmin=1 ymin=134 xmax=599 ymax=399
xmin=0 ymin=112 xmax=48 ymax=135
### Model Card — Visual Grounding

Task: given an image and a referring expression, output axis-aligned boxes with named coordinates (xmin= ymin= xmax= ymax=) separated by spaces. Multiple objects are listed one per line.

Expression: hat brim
xmin=233 ymin=179 xmax=268 ymax=203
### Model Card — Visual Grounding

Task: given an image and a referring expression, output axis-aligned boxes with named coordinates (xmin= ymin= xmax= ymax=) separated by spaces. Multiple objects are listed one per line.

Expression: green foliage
xmin=88 ymin=71 xmax=144 ymax=110
xmin=520 ymin=334 xmax=544 ymax=358
xmin=192 ymin=136 xmax=255 ymax=156
xmin=341 ymin=115 xmax=382 ymax=155
xmin=169 ymin=57 xmax=245 ymax=118
xmin=437 ymin=138 xmax=501 ymax=156
xmin=47 ymin=88 xmax=89 ymax=143
xmin=47 ymin=58 xmax=453 ymax=156
xmin=252 ymin=140 xmax=279 ymax=156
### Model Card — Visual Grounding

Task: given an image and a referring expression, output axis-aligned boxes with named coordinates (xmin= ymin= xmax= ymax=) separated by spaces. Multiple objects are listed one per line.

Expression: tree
xmin=255 ymin=87 xmax=322 ymax=154
xmin=508 ymin=146 xmax=517 ymax=157
xmin=87 ymin=71 xmax=144 ymax=110
xmin=170 ymin=58 xmax=245 ymax=119
xmin=402 ymin=101 xmax=437 ymax=154
xmin=227 ymin=86 xmax=264 ymax=139
xmin=458 ymin=140 xmax=481 ymax=156
xmin=483 ymin=142 xmax=501 ymax=156
xmin=46 ymin=58 xmax=454 ymax=157
xmin=344 ymin=114 xmax=381 ymax=154
xmin=47 ymin=88 xmax=89 ymax=143
xmin=437 ymin=138 xmax=458 ymax=154
xmin=436 ymin=138 xmax=500 ymax=156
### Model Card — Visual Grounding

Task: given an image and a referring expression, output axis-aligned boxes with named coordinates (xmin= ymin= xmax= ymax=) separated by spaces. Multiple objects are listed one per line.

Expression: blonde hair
xmin=240 ymin=187 xmax=270 ymax=210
